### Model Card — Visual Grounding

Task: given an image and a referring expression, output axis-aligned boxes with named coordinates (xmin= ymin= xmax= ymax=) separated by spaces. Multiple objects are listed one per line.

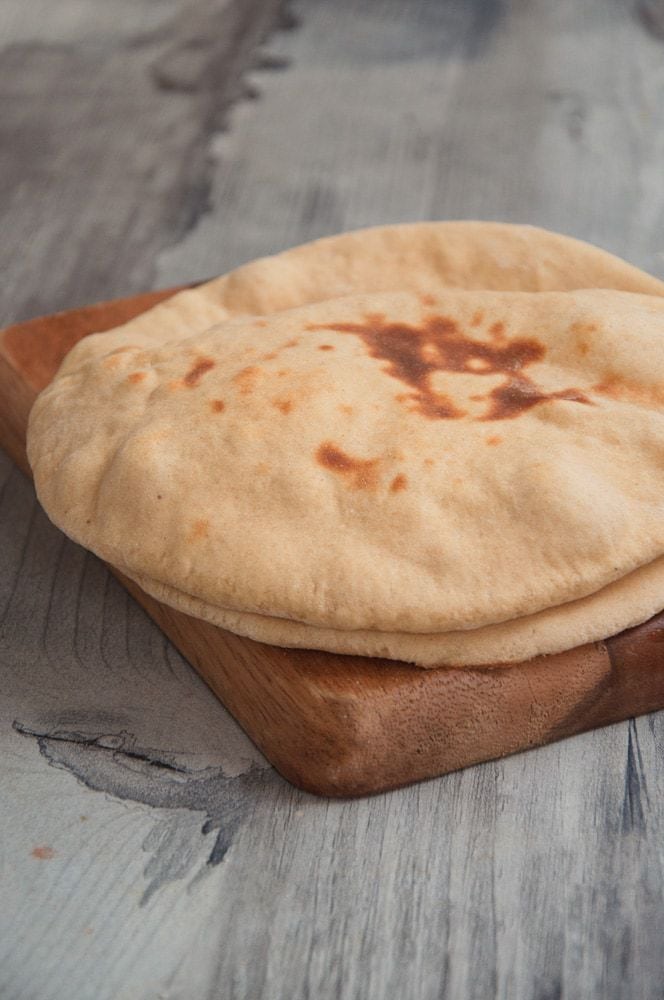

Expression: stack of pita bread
xmin=27 ymin=223 xmax=664 ymax=667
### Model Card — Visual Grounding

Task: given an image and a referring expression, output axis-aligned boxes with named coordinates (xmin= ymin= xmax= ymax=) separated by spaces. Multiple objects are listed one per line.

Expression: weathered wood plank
xmin=2 ymin=0 xmax=664 ymax=998
xmin=0 ymin=0 xmax=289 ymax=325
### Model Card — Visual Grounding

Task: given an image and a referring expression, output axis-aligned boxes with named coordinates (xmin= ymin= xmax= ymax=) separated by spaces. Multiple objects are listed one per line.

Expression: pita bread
xmin=124 ymin=554 xmax=664 ymax=666
xmin=28 ymin=285 xmax=664 ymax=661
xmin=58 ymin=222 xmax=664 ymax=377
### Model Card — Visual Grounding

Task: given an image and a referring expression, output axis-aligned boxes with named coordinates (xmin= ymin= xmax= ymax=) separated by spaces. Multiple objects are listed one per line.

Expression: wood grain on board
xmin=3 ymin=292 xmax=664 ymax=796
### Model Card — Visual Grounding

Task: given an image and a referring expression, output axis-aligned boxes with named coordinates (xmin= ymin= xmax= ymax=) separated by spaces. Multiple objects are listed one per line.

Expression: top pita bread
xmin=27 ymin=223 xmax=664 ymax=664
xmin=59 ymin=221 xmax=664 ymax=374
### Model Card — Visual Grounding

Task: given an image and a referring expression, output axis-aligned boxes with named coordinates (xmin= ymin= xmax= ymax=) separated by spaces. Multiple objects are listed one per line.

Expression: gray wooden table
xmin=2 ymin=2 xmax=664 ymax=997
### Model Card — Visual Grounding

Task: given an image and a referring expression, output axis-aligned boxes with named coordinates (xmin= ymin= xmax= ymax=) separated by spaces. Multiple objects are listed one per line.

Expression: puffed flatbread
xmin=28 ymin=279 xmax=664 ymax=663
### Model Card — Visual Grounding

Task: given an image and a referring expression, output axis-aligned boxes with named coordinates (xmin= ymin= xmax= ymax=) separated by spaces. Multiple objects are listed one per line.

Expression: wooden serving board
xmin=3 ymin=291 xmax=664 ymax=797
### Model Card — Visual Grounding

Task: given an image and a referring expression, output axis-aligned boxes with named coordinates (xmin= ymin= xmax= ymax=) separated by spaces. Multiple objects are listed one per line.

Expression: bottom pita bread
xmin=122 ymin=556 xmax=664 ymax=667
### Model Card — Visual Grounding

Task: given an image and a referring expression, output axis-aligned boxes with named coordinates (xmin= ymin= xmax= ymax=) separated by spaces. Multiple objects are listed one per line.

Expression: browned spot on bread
xmin=486 ymin=434 xmax=502 ymax=446
xmin=277 ymin=369 xmax=291 ymax=378
xmin=482 ymin=377 xmax=591 ymax=421
xmin=189 ymin=519 xmax=210 ymax=541
xmin=316 ymin=441 xmax=380 ymax=491
xmin=312 ymin=313 xmax=592 ymax=422
xmin=571 ymin=321 xmax=598 ymax=335
xmin=254 ymin=319 xmax=268 ymax=328
xmin=273 ymin=397 xmax=293 ymax=414
xmin=424 ymin=457 xmax=435 ymax=467
xmin=103 ymin=346 xmax=137 ymax=370
xmin=594 ymin=374 xmax=664 ymax=410
xmin=420 ymin=293 xmax=436 ymax=307
xmin=210 ymin=399 xmax=225 ymax=413
xmin=318 ymin=344 xmax=334 ymax=351
xmin=233 ymin=365 xmax=261 ymax=394
xmin=470 ymin=311 xmax=484 ymax=327
xmin=104 ymin=348 xmax=140 ymax=370
xmin=390 ymin=473 xmax=408 ymax=492
xmin=338 ymin=404 xmax=354 ymax=415
xmin=261 ymin=351 xmax=278 ymax=361
xmin=570 ymin=321 xmax=598 ymax=357
xmin=283 ymin=338 xmax=300 ymax=349
xmin=127 ymin=371 xmax=146 ymax=384
xmin=183 ymin=357 xmax=215 ymax=387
